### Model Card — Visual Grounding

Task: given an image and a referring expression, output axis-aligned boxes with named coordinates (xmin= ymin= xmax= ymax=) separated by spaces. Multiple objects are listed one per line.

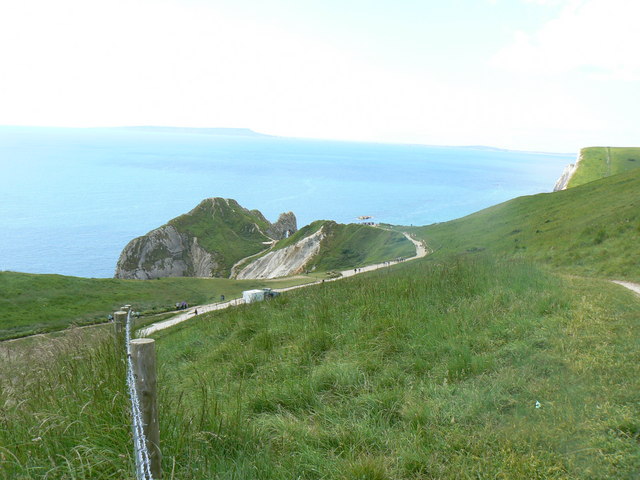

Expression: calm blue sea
xmin=0 ymin=126 xmax=572 ymax=278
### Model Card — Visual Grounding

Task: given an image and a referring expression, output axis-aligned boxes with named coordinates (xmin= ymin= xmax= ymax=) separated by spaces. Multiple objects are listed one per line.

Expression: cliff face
xmin=553 ymin=151 xmax=582 ymax=191
xmin=236 ymin=228 xmax=325 ymax=279
xmin=114 ymin=198 xmax=297 ymax=279
xmin=114 ymin=225 xmax=218 ymax=280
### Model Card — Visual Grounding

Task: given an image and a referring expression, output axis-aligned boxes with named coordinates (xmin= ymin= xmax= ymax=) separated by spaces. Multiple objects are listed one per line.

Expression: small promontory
xmin=114 ymin=198 xmax=296 ymax=279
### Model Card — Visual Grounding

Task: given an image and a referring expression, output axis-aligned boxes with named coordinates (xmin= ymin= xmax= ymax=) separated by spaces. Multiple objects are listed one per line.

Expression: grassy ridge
xmin=310 ymin=222 xmax=415 ymax=271
xmin=568 ymin=146 xmax=640 ymax=188
xmin=411 ymin=168 xmax=640 ymax=281
xmin=245 ymin=221 xmax=414 ymax=275
xmin=272 ymin=220 xmax=326 ymax=250
xmin=146 ymin=256 xmax=640 ymax=479
xmin=0 ymin=272 xmax=314 ymax=340
xmin=169 ymin=198 xmax=272 ymax=276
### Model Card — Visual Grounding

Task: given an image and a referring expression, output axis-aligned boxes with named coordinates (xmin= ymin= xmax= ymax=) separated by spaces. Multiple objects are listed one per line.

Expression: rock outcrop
xmin=267 ymin=212 xmax=297 ymax=239
xmin=114 ymin=225 xmax=218 ymax=280
xmin=114 ymin=198 xmax=297 ymax=279
xmin=236 ymin=228 xmax=325 ymax=279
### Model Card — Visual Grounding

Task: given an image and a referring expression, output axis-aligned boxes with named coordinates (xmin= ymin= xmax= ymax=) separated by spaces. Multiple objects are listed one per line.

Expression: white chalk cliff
xmin=554 ymin=151 xmax=582 ymax=191
xmin=236 ymin=228 xmax=325 ymax=279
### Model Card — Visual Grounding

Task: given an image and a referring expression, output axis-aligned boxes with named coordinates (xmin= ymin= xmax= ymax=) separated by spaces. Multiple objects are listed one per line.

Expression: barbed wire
xmin=125 ymin=309 xmax=156 ymax=480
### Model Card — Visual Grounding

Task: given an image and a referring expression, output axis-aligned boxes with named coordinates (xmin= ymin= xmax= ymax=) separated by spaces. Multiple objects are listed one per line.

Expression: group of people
xmin=175 ymin=301 xmax=189 ymax=310
xmin=175 ymin=295 xmax=225 ymax=312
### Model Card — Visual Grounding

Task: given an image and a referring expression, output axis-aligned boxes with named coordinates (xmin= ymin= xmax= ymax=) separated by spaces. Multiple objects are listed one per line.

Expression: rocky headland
xmin=114 ymin=198 xmax=296 ymax=279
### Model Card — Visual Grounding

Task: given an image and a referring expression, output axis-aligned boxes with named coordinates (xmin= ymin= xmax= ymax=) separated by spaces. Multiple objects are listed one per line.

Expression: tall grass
xmin=152 ymin=255 xmax=640 ymax=478
xmin=3 ymin=255 xmax=639 ymax=478
xmin=0 ymin=331 xmax=134 ymax=478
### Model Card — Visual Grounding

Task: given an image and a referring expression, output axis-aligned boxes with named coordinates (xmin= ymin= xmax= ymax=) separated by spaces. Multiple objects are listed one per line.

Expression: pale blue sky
xmin=0 ymin=0 xmax=637 ymax=151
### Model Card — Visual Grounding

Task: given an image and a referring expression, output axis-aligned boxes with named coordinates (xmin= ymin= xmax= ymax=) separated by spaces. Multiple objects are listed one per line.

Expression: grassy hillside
xmin=138 ymin=256 xmax=638 ymax=479
xmin=411 ymin=168 xmax=640 ymax=282
xmin=5 ymin=256 xmax=640 ymax=478
xmin=309 ymin=222 xmax=415 ymax=272
xmin=567 ymin=146 xmax=640 ymax=188
xmin=240 ymin=220 xmax=415 ymax=276
xmin=0 ymin=272 xmax=313 ymax=340
xmin=169 ymin=198 xmax=272 ymax=276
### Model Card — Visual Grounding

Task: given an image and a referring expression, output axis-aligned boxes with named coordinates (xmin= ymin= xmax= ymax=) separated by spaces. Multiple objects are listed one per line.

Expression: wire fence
xmin=125 ymin=309 xmax=156 ymax=480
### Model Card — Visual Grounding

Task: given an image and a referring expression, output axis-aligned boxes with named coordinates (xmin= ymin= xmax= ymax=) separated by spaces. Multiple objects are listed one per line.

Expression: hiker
xmin=220 ymin=294 xmax=225 ymax=301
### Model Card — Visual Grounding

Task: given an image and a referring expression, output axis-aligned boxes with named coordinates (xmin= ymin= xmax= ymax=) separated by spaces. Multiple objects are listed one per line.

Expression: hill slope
xmin=0 ymin=272 xmax=313 ymax=340
xmin=236 ymin=221 xmax=415 ymax=279
xmin=142 ymin=256 xmax=640 ymax=479
xmin=413 ymin=167 xmax=640 ymax=281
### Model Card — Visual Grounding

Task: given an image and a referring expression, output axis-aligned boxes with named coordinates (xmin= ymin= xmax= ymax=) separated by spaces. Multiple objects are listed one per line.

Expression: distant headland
xmin=111 ymin=126 xmax=270 ymax=137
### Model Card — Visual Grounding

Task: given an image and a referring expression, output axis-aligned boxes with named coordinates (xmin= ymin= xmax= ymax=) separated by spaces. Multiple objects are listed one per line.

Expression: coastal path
xmin=139 ymin=233 xmax=429 ymax=336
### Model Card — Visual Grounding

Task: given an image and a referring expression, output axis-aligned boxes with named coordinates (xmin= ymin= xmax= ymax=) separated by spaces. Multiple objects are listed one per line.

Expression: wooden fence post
xmin=114 ymin=310 xmax=127 ymax=340
xmin=130 ymin=338 xmax=161 ymax=478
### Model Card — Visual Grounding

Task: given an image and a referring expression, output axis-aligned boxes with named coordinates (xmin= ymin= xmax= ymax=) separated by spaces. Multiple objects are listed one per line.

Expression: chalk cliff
xmin=236 ymin=228 xmax=325 ymax=279
xmin=554 ymin=151 xmax=582 ymax=191
xmin=114 ymin=198 xmax=297 ymax=279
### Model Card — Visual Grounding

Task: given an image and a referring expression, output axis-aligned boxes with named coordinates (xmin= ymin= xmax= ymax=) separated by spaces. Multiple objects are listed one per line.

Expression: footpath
xmin=611 ymin=280 xmax=640 ymax=296
xmin=140 ymin=233 xmax=428 ymax=336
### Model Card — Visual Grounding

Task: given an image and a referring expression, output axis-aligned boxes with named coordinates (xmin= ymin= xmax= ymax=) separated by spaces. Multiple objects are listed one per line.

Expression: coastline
xmin=553 ymin=150 xmax=582 ymax=191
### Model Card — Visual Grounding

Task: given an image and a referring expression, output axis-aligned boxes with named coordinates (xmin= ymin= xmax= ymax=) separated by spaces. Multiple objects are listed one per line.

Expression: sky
xmin=0 ymin=0 xmax=638 ymax=152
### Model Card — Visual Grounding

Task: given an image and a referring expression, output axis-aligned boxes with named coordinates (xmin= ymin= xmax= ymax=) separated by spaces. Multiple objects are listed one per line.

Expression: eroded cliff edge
xmin=114 ymin=198 xmax=296 ymax=279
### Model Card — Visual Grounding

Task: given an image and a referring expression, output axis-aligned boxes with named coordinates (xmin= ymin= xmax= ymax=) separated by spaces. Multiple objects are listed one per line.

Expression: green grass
xmin=0 ymin=330 xmax=134 ymax=478
xmin=3 ymin=255 xmax=639 ymax=478
xmin=145 ymin=255 xmax=640 ymax=479
xmin=0 ymin=272 xmax=315 ymax=340
xmin=568 ymin=146 xmax=640 ymax=188
xmin=409 ymin=167 xmax=640 ymax=282
xmin=308 ymin=222 xmax=415 ymax=272
xmin=169 ymin=198 xmax=272 ymax=276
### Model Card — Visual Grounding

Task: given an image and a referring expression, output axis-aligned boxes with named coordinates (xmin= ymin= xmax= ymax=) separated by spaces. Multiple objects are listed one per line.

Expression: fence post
xmin=130 ymin=338 xmax=161 ymax=478
xmin=114 ymin=310 xmax=127 ymax=339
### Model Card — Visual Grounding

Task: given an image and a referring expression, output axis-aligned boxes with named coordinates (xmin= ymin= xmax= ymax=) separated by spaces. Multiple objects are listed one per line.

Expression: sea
xmin=0 ymin=126 xmax=573 ymax=278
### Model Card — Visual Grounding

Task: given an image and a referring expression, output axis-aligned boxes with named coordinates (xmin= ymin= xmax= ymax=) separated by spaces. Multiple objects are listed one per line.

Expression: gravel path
xmin=140 ymin=232 xmax=429 ymax=336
